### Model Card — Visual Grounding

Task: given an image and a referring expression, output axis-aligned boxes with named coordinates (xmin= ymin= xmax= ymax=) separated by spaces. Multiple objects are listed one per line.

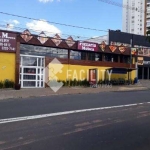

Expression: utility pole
xmin=130 ymin=38 xmax=133 ymax=85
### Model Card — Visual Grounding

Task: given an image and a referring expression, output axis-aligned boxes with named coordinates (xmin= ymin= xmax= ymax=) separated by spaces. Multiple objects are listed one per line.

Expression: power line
xmin=0 ymin=11 xmax=108 ymax=32
xmin=0 ymin=24 xmax=107 ymax=43
xmin=98 ymin=0 xmax=145 ymax=13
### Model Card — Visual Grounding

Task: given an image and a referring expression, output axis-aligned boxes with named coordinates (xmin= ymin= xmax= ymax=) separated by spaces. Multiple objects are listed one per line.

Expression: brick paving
xmin=0 ymin=84 xmax=148 ymax=100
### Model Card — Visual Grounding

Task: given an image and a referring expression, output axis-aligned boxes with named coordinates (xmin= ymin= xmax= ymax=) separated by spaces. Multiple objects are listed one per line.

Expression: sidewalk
xmin=0 ymin=84 xmax=148 ymax=100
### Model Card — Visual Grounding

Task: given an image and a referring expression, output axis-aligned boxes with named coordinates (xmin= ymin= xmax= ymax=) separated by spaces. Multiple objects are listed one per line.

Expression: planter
xmin=14 ymin=84 xmax=21 ymax=90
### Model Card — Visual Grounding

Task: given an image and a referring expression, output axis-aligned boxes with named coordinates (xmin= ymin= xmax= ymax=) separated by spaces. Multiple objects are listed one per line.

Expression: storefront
xmin=138 ymin=56 xmax=150 ymax=79
xmin=0 ymin=29 xmax=137 ymax=88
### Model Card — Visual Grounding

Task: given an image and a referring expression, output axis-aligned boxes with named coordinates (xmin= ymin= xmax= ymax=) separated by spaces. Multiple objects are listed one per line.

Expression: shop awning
xmin=106 ymin=67 xmax=136 ymax=74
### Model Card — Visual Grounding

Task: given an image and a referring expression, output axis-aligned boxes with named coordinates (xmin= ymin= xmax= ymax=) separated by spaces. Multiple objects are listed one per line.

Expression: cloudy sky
xmin=0 ymin=0 xmax=122 ymax=39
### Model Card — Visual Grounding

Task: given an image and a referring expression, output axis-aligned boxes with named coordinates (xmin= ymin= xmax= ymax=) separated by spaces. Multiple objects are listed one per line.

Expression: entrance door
xmin=89 ymin=69 xmax=98 ymax=84
xmin=20 ymin=55 xmax=45 ymax=88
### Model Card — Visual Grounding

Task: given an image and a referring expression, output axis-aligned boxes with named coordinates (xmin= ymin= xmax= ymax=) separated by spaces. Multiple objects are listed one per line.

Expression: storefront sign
xmin=21 ymin=30 xmax=33 ymax=42
xmin=52 ymin=34 xmax=62 ymax=46
xmin=109 ymin=45 xmax=117 ymax=52
xmin=131 ymin=48 xmax=137 ymax=55
xmin=143 ymin=48 xmax=149 ymax=56
xmin=78 ymin=41 xmax=98 ymax=51
xmin=65 ymin=36 xmax=75 ymax=47
xmin=137 ymin=57 xmax=143 ymax=65
xmin=99 ymin=41 xmax=106 ymax=52
xmin=38 ymin=32 xmax=48 ymax=44
xmin=0 ymin=32 xmax=16 ymax=51
xmin=138 ymin=48 xmax=144 ymax=56
xmin=137 ymin=48 xmax=150 ymax=56
xmin=119 ymin=46 xmax=126 ymax=53
xmin=110 ymin=41 xmax=131 ymax=47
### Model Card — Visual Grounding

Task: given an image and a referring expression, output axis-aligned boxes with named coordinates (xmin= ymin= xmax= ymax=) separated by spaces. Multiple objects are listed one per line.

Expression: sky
xmin=0 ymin=0 xmax=123 ymax=40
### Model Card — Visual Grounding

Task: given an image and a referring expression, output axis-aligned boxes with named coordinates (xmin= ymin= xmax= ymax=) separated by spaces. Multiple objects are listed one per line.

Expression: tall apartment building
xmin=122 ymin=0 xmax=146 ymax=35
xmin=147 ymin=0 xmax=150 ymax=31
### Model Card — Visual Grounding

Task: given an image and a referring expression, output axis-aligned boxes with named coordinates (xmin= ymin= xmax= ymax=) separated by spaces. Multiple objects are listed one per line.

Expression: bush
xmin=3 ymin=79 xmax=15 ymax=88
xmin=0 ymin=81 xmax=3 ymax=89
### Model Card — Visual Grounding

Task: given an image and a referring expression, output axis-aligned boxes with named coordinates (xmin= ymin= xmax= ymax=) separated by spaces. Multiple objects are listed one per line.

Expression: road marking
xmin=0 ymin=102 xmax=148 ymax=124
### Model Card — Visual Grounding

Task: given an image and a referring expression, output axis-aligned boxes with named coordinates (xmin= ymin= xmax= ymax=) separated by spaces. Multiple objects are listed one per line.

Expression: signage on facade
xmin=131 ymin=48 xmax=137 ymax=55
xmin=109 ymin=45 xmax=117 ymax=52
xmin=137 ymin=48 xmax=150 ymax=56
xmin=0 ymin=32 xmax=16 ymax=51
xmin=110 ymin=41 xmax=131 ymax=47
xmin=143 ymin=49 xmax=149 ymax=56
xmin=21 ymin=30 xmax=33 ymax=42
xmin=137 ymin=57 xmax=143 ymax=65
xmin=38 ymin=32 xmax=48 ymax=44
xmin=99 ymin=41 xmax=106 ymax=52
xmin=65 ymin=36 xmax=75 ymax=47
xmin=119 ymin=46 xmax=126 ymax=53
xmin=78 ymin=41 xmax=98 ymax=51
xmin=52 ymin=34 xmax=62 ymax=46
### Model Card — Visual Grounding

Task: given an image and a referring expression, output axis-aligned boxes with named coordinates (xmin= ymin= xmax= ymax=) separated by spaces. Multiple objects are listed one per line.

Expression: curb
xmin=0 ymin=87 xmax=149 ymax=101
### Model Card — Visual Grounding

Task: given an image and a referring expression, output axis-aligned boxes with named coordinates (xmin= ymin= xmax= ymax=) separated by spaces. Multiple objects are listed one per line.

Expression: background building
xmin=146 ymin=0 xmax=150 ymax=31
xmin=122 ymin=0 xmax=146 ymax=35
xmin=87 ymin=30 xmax=150 ymax=80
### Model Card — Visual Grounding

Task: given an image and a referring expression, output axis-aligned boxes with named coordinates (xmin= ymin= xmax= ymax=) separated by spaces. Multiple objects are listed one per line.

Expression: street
xmin=0 ymin=91 xmax=150 ymax=150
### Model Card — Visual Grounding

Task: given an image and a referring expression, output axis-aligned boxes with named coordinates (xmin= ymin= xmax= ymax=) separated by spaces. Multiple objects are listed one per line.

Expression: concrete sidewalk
xmin=0 ymin=84 xmax=148 ymax=100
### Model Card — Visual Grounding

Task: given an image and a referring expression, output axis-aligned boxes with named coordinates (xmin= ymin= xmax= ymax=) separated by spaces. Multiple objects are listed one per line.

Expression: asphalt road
xmin=0 ymin=102 xmax=150 ymax=150
xmin=0 ymin=90 xmax=150 ymax=119
xmin=0 ymin=91 xmax=150 ymax=150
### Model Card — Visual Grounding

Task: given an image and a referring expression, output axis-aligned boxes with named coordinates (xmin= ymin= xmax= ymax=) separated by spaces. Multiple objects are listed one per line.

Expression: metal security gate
xmin=20 ymin=55 xmax=45 ymax=88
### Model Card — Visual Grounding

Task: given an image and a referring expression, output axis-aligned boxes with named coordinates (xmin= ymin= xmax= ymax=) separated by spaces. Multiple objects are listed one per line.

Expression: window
xmin=112 ymin=54 xmax=118 ymax=62
xmin=87 ymin=52 xmax=102 ymax=61
xmin=104 ymin=54 xmax=111 ymax=62
xmin=81 ymin=52 xmax=86 ymax=60
xmin=22 ymin=56 xmax=37 ymax=66
xmin=20 ymin=44 xmax=68 ymax=59
xmin=95 ymin=53 xmax=102 ymax=61
xmin=70 ymin=50 xmax=81 ymax=60
xmin=120 ymin=55 xmax=130 ymax=63
xmin=87 ymin=52 xmax=95 ymax=61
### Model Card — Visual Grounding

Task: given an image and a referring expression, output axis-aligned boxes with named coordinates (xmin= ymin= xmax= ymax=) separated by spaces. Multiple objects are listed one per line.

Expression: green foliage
xmin=3 ymin=79 xmax=15 ymax=88
xmin=55 ymin=78 xmax=134 ymax=88
xmin=0 ymin=81 xmax=3 ymax=89
xmin=59 ymin=79 xmax=90 ymax=87
xmin=0 ymin=80 xmax=15 ymax=89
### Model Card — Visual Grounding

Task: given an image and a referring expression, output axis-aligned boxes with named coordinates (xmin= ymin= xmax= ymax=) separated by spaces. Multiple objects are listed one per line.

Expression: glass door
xmin=20 ymin=55 xmax=45 ymax=88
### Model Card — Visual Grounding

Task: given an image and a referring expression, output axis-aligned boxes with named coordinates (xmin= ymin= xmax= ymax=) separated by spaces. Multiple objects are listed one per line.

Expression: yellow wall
xmin=49 ymin=63 xmax=135 ymax=81
xmin=0 ymin=52 xmax=15 ymax=82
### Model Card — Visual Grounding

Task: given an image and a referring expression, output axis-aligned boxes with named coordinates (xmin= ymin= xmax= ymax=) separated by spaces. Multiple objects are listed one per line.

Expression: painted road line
xmin=0 ymin=102 xmax=148 ymax=124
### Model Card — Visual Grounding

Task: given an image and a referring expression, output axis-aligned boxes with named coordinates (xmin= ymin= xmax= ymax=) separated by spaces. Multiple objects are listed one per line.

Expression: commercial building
xmin=88 ymin=30 xmax=150 ymax=80
xmin=0 ymin=29 xmax=136 ymax=88
xmin=109 ymin=30 xmax=150 ymax=79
